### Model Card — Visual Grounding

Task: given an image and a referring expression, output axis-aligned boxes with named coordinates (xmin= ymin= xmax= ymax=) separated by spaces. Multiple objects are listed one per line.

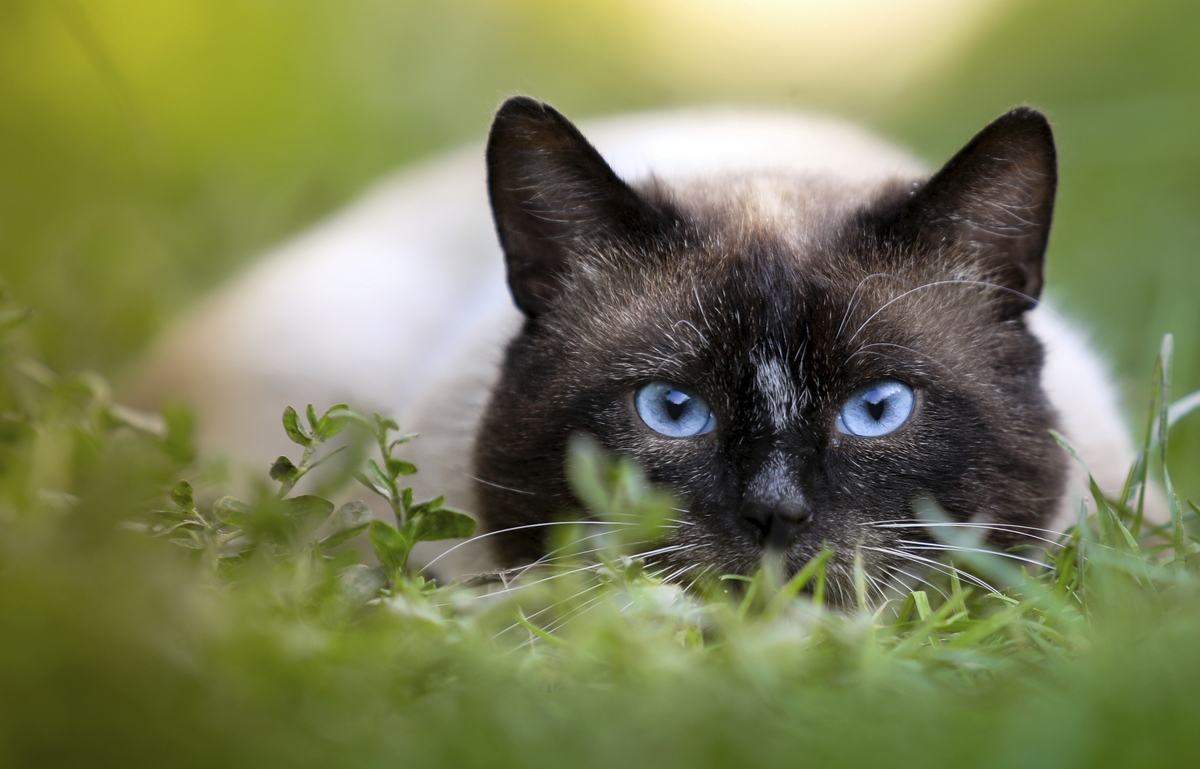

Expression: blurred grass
xmin=1 ymin=304 xmax=1199 ymax=767
xmin=0 ymin=0 xmax=1196 ymax=477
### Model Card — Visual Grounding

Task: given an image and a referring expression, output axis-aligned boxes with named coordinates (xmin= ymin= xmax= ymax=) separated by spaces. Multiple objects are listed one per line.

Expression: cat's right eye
xmin=634 ymin=381 xmax=715 ymax=438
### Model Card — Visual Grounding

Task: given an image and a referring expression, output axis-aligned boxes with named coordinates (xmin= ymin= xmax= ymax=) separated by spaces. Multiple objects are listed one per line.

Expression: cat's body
xmin=133 ymin=100 xmax=1136 ymax=590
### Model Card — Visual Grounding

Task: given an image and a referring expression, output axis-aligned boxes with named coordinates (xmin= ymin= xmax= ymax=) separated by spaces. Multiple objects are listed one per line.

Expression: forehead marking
xmin=754 ymin=356 xmax=803 ymax=431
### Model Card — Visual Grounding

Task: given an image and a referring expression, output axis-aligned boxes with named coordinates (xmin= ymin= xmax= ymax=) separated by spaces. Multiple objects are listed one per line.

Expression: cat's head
xmin=474 ymin=96 xmax=1066 ymax=599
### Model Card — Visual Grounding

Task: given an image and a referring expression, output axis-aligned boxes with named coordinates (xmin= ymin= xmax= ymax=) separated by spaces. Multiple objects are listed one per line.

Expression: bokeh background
xmin=1 ymin=0 xmax=1197 ymax=492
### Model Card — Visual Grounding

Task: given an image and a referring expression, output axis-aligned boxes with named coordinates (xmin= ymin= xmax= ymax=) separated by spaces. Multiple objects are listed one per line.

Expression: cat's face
xmin=475 ymin=97 xmax=1067 ymax=599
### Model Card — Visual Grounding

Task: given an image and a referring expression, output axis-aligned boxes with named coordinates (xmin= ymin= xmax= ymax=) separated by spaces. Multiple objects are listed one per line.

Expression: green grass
xmin=3 ymin=286 xmax=1200 ymax=767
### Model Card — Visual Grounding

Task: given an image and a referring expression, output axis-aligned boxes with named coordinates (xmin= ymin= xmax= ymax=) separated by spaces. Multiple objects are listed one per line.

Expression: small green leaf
xmin=149 ymin=508 xmax=189 ymax=523
xmin=410 ymin=495 xmax=445 ymax=517
xmin=281 ymin=495 xmax=335 ymax=525
xmin=320 ymin=523 xmax=371 ymax=550
xmin=307 ymin=404 xmax=320 ymax=432
xmin=353 ymin=471 xmax=390 ymax=500
xmin=388 ymin=433 xmax=417 ymax=451
xmin=269 ymin=456 xmax=300 ymax=482
xmin=320 ymin=501 xmax=374 ymax=549
xmin=368 ymin=519 xmax=411 ymax=572
xmin=168 ymin=535 xmax=205 ymax=550
xmin=401 ymin=487 xmax=414 ymax=513
xmin=367 ymin=459 xmax=390 ymax=490
xmin=282 ymin=407 xmax=312 ymax=447
xmin=329 ymin=500 xmax=373 ymax=529
xmin=374 ymin=413 xmax=399 ymax=437
xmin=338 ymin=564 xmax=386 ymax=605
xmin=316 ymin=403 xmax=352 ymax=441
xmin=213 ymin=496 xmax=252 ymax=527
xmin=170 ymin=480 xmax=194 ymax=511
xmin=413 ymin=508 xmax=477 ymax=543
xmin=387 ymin=458 xmax=418 ymax=477
xmin=151 ymin=520 xmax=205 ymax=537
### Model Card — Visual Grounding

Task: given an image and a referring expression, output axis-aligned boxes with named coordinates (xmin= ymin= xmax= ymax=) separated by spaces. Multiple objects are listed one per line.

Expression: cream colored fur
xmin=132 ymin=108 xmax=1136 ymax=577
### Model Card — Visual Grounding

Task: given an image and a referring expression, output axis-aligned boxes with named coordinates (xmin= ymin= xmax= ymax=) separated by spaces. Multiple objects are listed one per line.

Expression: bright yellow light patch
xmin=640 ymin=0 xmax=1009 ymax=103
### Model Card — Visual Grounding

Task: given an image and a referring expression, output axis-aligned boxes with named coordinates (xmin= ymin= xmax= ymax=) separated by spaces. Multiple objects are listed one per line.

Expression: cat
xmin=132 ymin=96 xmax=1138 ymax=597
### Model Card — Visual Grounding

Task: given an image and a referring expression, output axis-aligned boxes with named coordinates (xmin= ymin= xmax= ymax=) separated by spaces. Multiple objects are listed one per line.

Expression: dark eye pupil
xmin=866 ymin=397 xmax=887 ymax=421
xmin=664 ymin=389 xmax=689 ymax=421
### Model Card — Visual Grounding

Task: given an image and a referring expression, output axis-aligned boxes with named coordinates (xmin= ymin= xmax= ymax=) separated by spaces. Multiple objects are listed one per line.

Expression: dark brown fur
xmin=474 ymin=96 xmax=1067 ymax=600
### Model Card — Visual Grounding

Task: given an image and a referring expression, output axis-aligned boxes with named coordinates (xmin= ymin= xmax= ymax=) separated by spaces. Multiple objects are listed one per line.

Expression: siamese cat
xmin=133 ymin=97 xmax=1137 ymax=596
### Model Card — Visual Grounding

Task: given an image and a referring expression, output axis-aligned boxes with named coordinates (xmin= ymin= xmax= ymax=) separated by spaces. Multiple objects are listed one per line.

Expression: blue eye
xmin=635 ymin=381 xmax=715 ymax=438
xmin=837 ymin=380 xmax=915 ymax=437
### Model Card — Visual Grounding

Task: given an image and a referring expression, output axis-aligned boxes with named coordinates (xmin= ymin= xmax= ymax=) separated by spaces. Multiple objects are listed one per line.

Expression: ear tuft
xmin=897 ymin=107 xmax=1057 ymax=315
xmin=486 ymin=96 xmax=672 ymax=317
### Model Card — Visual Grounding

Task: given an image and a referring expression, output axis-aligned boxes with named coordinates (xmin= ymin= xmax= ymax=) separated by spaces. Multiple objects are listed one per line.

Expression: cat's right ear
xmin=486 ymin=96 xmax=673 ymax=317
xmin=891 ymin=107 xmax=1057 ymax=317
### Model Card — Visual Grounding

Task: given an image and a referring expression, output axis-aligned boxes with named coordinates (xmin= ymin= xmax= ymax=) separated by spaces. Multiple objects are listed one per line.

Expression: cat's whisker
xmin=865 ymin=520 xmax=1067 ymax=548
xmin=469 ymin=475 xmax=538 ymax=495
xmin=421 ymin=519 xmax=642 ymax=573
xmin=880 ymin=563 xmax=951 ymax=601
xmin=691 ymin=280 xmax=715 ymax=335
xmin=845 ymin=343 xmax=959 ymax=380
xmin=631 ymin=543 xmax=695 ymax=561
xmin=514 ymin=561 xmax=695 ymax=649
xmin=671 ymin=318 xmax=710 ymax=347
xmin=504 ymin=541 xmax=617 ymax=585
xmin=497 ymin=582 xmax=608 ymax=639
xmin=678 ymin=563 xmax=716 ymax=594
xmin=523 ymin=521 xmax=683 ymax=564
xmin=896 ymin=540 xmax=1049 ymax=569
xmin=658 ymin=562 xmax=700 ymax=585
xmin=651 ymin=352 xmax=686 ymax=379
xmin=667 ymin=508 xmax=698 ymax=525
xmin=864 ymin=545 xmax=1002 ymax=594
xmin=480 ymin=540 xmax=701 ymax=607
xmin=517 ymin=529 xmax=692 ymax=575
xmin=847 ymin=279 xmax=1042 ymax=344
xmin=517 ymin=592 xmax=611 ymax=649
xmin=903 ymin=525 xmax=1065 ymax=549
xmin=526 ymin=537 xmax=664 ymax=570
xmin=835 ymin=272 xmax=906 ymax=340
xmin=861 ymin=570 xmax=892 ymax=607
xmin=505 ymin=595 xmax=606 ymax=651
xmin=473 ymin=561 xmax=606 ymax=600
xmin=866 ymin=519 xmax=1068 ymax=538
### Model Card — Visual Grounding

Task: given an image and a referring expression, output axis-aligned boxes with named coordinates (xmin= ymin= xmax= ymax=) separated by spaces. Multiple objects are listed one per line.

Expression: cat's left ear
xmin=486 ymin=96 xmax=676 ymax=318
xmin=895 ymin=107 xmax=1057 ymax=315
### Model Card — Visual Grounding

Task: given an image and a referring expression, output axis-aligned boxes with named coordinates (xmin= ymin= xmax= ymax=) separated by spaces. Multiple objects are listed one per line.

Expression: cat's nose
xmin=740 ymin=497 xmax=812 ymax=549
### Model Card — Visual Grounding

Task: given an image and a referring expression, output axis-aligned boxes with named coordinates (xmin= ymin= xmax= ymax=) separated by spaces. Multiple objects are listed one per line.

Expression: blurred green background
xmin=1 ymin=0 xmax=1197 ymax=490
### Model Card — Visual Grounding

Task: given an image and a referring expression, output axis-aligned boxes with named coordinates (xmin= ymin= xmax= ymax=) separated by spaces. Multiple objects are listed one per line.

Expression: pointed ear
xmin=486 ymin=96 xmax=674 ymax=317
xmin=896 ymin=107 xmax=1057 ymax=315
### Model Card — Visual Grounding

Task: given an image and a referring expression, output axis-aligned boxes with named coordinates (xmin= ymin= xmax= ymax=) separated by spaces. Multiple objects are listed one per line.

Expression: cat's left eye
xmin=634 ymin=381 xmax=716 ymax=438
xmin=837 ymin=379 xmax=915 ymax=437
